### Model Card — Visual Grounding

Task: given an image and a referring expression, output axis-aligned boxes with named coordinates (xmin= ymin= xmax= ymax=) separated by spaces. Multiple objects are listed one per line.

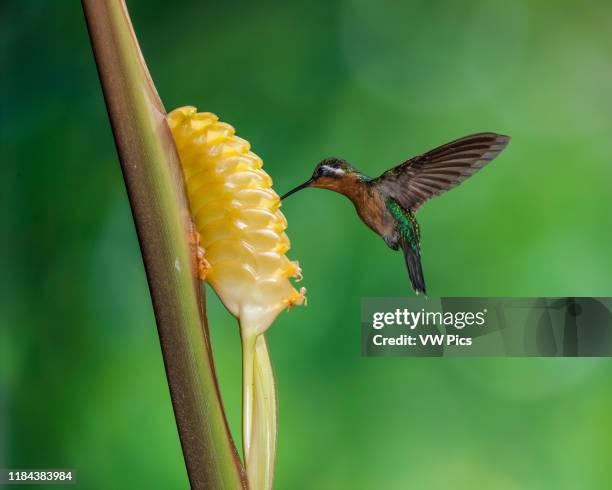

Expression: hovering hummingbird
xmin=280 ymin=133 xmax=510 ymax=295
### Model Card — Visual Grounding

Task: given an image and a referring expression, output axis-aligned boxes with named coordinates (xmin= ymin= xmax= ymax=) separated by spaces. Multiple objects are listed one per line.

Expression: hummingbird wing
xmin=374 ymin=133 xmax=510 ymax=211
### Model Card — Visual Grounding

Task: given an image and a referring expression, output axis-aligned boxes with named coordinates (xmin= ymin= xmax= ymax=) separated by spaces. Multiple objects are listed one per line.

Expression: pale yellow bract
xmin=167 ymin=106 xmax=305 ymax=336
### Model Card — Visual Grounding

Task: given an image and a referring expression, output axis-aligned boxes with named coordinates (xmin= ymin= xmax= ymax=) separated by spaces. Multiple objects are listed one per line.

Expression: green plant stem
xmin=81 ymin=1 xmax=246 ymax=488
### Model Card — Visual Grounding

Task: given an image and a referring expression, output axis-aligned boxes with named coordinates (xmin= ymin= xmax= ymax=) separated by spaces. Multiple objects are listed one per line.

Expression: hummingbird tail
xmin=400 ymin=239 xmax=427 ymax=295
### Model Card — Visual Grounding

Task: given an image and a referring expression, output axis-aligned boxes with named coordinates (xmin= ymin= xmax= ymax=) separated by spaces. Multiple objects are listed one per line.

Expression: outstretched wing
xmin=374 ymin=133 xmax=510 ymax=211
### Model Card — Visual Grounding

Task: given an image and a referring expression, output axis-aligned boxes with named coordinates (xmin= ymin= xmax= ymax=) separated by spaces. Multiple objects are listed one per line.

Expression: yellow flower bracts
xmin=167 ymin=106 xmax=305 ymax=336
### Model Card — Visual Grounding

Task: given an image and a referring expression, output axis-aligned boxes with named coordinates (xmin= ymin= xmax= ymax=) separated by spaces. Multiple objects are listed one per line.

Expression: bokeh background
xmin=2 ymin=0 xmax=612 ymax=488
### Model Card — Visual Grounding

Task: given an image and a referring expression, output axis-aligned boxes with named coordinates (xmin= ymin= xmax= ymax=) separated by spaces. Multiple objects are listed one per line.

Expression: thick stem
xmin=81 ymin=1 xmax=246 ymax=488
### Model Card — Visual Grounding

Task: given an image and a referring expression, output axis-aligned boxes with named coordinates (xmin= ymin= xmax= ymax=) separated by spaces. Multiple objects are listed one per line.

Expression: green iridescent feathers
xmin=386 ymin=199 xmax=420 ymax=251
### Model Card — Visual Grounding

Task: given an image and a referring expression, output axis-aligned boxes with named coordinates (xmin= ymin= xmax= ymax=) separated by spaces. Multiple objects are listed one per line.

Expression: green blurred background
xmin=2 ymin=0 xmax=612 ymax=488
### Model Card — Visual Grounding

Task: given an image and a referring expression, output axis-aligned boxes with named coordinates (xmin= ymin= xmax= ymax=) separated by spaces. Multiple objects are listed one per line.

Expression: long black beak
xmin=280 ymin=178 xmax=314 ymax=200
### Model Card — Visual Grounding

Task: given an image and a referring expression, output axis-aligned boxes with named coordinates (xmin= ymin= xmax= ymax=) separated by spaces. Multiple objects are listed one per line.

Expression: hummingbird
xmin=280 ymin=133 xmax=510 ymax=295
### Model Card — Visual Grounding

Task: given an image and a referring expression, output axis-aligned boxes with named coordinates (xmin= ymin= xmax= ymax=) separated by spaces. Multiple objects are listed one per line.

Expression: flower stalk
xmin=81 ymin=1 xmax=246 ymax=488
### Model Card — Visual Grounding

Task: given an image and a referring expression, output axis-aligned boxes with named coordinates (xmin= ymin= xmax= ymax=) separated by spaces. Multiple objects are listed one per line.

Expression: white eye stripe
xmin=321 ymin=165 xmax=345 ymax=176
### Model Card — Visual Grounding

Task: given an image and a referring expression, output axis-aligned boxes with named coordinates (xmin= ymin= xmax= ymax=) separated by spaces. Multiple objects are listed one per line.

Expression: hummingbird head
xmin=281 ymin=158 xmax=357 ymax=200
